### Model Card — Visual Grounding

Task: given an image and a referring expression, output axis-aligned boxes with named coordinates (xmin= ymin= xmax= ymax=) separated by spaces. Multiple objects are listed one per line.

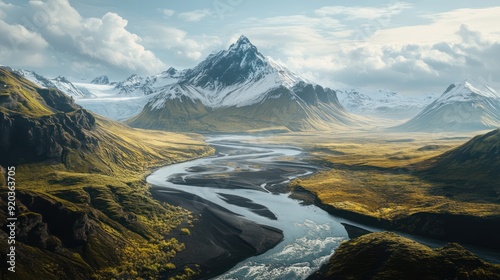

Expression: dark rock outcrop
xmin=17 ymin=212 xmax=64 ymax=251
xmin=17 ymin=192 xmax=94 ymax=247
xmin=0 ymin=109 xmax=97 ymax=166
xmin=392 ymin=212 xmax=500 ymax=249
xmin=36 ymin=88 xmax=80 ymax=113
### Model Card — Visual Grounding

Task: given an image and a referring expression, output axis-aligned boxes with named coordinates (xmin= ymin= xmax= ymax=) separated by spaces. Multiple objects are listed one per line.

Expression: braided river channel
xmin=147 ymin=135 xmax=499 ymax=280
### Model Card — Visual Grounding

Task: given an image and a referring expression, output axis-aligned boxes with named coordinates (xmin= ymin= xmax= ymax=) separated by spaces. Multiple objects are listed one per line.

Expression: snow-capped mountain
xmin=336 ymin=89 xmax=437 ymax=119
xmin=68 ymin=69 xmax=185 ymax=121
xmin=113 ymin=68 xmax=183 ymax=96
xmin=128 ymin=36 xmax=367 ymax=132
xmin=11 ymin=69 xmax=93 ymax=98
xmin=51 ymin=76 xmax=94 ymax=98
xmin=91 ymin=75 xmax=110 ymax=85
xmin=394 ymin=79 xmax=500 ymax=131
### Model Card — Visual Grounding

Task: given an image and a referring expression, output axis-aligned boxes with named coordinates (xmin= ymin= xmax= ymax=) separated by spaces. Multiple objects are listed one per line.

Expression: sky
xmin=0 ymin=0 xmax=499 ymax=95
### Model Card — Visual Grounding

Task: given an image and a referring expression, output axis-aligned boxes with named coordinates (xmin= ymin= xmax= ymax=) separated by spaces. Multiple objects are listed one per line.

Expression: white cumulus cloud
xmin=0 ymin=0 xmax=165 ymax=76
xmin=0 ymin=18 xmax=49 ymax=67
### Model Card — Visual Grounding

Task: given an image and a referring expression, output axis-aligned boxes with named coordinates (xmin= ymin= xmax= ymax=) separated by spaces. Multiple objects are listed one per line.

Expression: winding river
xmin=146 ymin=135 xmax=499 ymax=279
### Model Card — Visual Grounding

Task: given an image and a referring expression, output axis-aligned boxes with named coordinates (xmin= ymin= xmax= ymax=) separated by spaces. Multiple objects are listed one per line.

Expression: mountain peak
xmin=394 ymin=79 xmax=500 ymax=131
xmin=442 ymin=79 xmax=500 ymax=100
xmin=229 ymin=35 xmax=257 ymax=52
xmin=54 ymin=76 xmax=70 ymax=83
xmin=163 ymin=67 xmax=178 ymax=75
xmin=236 ymin=35 xmax=251 ymax=45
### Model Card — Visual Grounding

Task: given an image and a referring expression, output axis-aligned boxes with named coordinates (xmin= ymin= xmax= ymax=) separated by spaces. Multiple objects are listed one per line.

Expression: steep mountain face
xmin=51 ymin=76 xmax=94 ymax=98
xmin=91 ymin=75 xmax=110 ymax=84
xmin=0 ymin=68 xmax=97 ymax=166
xmin=9 ymin=68 xmax=93 ymax=98
xmin=128 ymin=36 xmax=364 ymax=132
xmin=336 ymin=89 xmax=437 ymax=119
xmin=394 ymin=80 xmax=500 ymax=131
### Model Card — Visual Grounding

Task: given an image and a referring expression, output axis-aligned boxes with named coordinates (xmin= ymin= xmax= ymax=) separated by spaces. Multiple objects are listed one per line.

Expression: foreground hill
xmin=128 ymin=36 xmax=366 ymax=132
xmin=309 ymin=232 xmax=500 ymax=279
xmin=394 ymin=80 xmax=500 ymax=131
xmin=417 ymin=128 xmax=500 ymax=185
xmin=0 ymin=68 xmax=216 ymax=279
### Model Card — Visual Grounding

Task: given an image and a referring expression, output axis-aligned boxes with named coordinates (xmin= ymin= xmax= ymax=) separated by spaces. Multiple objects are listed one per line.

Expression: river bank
xmin=146 ymin=134 xmax=499 ymax=279
xmin=146 ymin=136 xmax=351 ymax=279
xmin=290 ymin=185 xmax=500 ymax=264
xmin=150 ymin=187 xmax=284 ymax=279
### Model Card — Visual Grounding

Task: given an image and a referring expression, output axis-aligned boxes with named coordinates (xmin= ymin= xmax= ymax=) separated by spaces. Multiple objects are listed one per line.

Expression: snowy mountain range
xmin=10 ymin=37 xmax=497 ymax=133
xmin=336 ymin=89 xmax=437 ymax=119
xmin=113 ymin=68 xmax=183 ymax=96
xmin=394 ymin=79 xmax=500 ymax=131
xmin=127 ymin=36 xmax=367 ymax=132
xmin=10 ymin=68 xmax=94 ymax=98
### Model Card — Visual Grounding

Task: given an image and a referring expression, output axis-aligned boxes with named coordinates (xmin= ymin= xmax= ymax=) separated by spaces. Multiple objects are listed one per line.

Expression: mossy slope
xmin=0 ymin=68 xmax=214 ymax=279
xmin=285 ymin=129 xmax=500 ymax=248
xmin=310 ymin=232 xmax=500 ymax=280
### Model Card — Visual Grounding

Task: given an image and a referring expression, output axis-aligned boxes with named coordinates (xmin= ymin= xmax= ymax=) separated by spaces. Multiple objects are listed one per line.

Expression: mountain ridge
xmin=127 ymin=35 xmax=367 ymax=132
xmin=393 ymin=79 xmax=500 ymax=131
xmin=6 ymin=67 xmax=94 ymax=98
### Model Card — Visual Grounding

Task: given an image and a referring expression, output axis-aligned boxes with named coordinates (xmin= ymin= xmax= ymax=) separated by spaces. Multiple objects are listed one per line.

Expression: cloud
xmin=144 ymin=26 xmax=221 ymax=61
xmin=0 ymin=0 xmax=164 ymax=76
xmin=314 ymin=24 xmax=500 ymax=93
xmin=0 ymin=0 xmax=14 ymax=18
xmin=76 ymin=12 xmax=165 ymax=72
xmin=314 ymin=2 xmax=412 ymax=20
xmin=369 ymin=6 xmax=500 ymax=45
xmin=0 ymin=18 xmax=49 ymax=67
xmin=178 ymin=9 xmax=212 ymax=22
xmin=223 ymin=5 xmax=500 ymax=94
xmin=159 ymin=8 xmax=175 ymax=17
xmin=1 ymin=0 xmax=499 ymax=95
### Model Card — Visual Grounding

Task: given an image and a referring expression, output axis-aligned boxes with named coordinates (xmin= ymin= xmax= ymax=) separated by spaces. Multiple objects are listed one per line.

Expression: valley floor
xmin=262 ymin=129 xmax=500 ymax=250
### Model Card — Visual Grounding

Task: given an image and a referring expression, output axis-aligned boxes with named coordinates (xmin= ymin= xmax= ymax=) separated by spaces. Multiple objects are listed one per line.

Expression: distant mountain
xmin=127 ymin=36 xmax=366 ymax=132
xmin=394 ymin=80 xmax=500 ymax=131
xmin=51 ymin=76 xmax=94 ymax=98
xmin=91 ymin=75 xmax=109 ymax=84
xmin=336 ymin=89 xmax=437 ymax=119
xmin=9 ymin=68 xmax=93 ymax=98
xmin=113 ymin=68 xmax=183 ymax=95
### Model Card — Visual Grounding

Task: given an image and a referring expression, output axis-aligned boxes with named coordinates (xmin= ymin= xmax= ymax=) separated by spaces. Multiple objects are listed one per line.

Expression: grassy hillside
xmin=268 ymin=131 xmax=500 ymax=247
xmin=309 ymin=232 xmax=500 ymax=280
xmin=417 ymin=128 xmax=500 ymax=184
xmin=0 ymin=68 xmax=214 ymax=279
xmin=0 ymin=68 xmax=54 ymax=117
